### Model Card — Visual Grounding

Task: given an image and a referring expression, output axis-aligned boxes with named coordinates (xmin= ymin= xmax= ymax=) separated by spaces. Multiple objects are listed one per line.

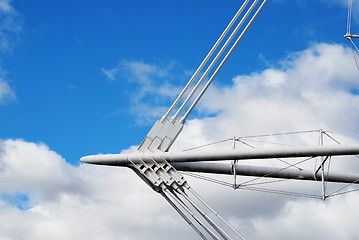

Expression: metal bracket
xmin=128 ymin=156 xmax=245 ymax=240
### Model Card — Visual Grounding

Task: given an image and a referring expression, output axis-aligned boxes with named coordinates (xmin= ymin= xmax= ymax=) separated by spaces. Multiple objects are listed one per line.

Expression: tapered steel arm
xmin=171 ymin=162 xmax=359 ymax=184
xmin=81 ymin=144 xmax=359 ymax=166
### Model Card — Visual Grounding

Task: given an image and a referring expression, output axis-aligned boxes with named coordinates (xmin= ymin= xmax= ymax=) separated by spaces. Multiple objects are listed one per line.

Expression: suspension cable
xmin=183 ymin=138 xmax=233 ymax=152
xmin=182 ymin=129 xmax=322 ymax=152
xmin=161 ymin=0 xmax=253 ymax=122
xmin=174 ymin=0 xmax=265 ymax=123
xmin=327 ymin=178 xmax=359 ymax=197
xmin=238 ymin=156 xmax=315 ymax=186
xmin=236 ymin=185 xmax=322 ymax=199
xmin=183 ymin=171 xmax=322 ymax=199
xmin=181 ymin=129 xmax=359 ymax=200
xmin=181 ymin=0 xmax=268 ymax=123
xmin=325 ymin=130 xmax=359 ymax=138
xmin=327 ymin=188 xmax=359 ymax=198
xmin=348 ymin=38 xmax=359 ymax=72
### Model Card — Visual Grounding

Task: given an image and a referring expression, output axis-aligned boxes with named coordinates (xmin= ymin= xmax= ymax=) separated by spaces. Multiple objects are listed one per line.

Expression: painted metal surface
xmin=81 ymin=144 xmax=359 ymax=166
xmin=171 ymin=162 xmax=359 ymax=184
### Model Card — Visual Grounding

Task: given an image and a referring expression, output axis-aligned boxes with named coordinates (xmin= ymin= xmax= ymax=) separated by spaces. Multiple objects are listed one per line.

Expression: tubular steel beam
xmin=171 ymin=162 xmax=359 ymax=184
xmin=81 ymin=144 xmax=359 ymax=166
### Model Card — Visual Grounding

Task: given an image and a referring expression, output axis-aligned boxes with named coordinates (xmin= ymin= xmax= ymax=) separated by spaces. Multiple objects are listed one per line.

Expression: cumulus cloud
xmin=2 ymin=43 xmax=359 ymax=240
xmin=0 ymin=139 xmax=195 ymax=240
xmin=186 ymin=43 xmax=359 ymax=140
xmin=173 ymin=43 xmax=359 ymax=238
xmin=250 ymin=194 xmax=359 ymax=240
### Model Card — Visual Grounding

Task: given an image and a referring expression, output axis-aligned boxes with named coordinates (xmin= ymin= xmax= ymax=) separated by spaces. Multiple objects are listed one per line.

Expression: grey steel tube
xmin=172 ymin=162 xmax=359 ymax=184
xmin=81 ymin=144 xmax=359 ymax=166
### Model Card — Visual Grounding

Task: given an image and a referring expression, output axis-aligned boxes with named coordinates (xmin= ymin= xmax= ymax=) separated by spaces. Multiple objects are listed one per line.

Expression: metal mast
xmin=345 ymin=0 xmax=359 ymax=53
xmin=81 ymin=1 xmax=359 ymax=239
xmin=137 ymin=0 xmax=268 ymax=154
xmin=129 ymin=1 xmax=268 ymax=238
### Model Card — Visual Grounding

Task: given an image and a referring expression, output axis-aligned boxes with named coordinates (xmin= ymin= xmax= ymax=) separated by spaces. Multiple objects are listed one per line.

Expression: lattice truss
xmin=81 ymin=0 xmax=359 ymax=239
xmin=179 ymin=129 xmax=359 ymax=201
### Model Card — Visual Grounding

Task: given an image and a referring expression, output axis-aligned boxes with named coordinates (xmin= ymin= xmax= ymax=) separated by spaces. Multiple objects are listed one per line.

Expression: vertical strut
xmin=233 ymin=137 xmax=238 ymax=189
xmin=320 ymin=130 xmax=326 ymax=200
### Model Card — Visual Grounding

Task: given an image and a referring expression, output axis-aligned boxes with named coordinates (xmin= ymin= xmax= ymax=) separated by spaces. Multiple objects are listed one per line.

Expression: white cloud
xmin=173 ymin=42 xmax=359 ymax=238
xmin=0 ymin=0 xmax=22 ymax=52
xmin=0 ymin=139 xmax=195 ymax=240
xmin=188 ymin=43 xmax=359 ymax=140
xmin=2 ymin=43 xmax=359 ymax=239
xmin=101 ymin=67 xmax=119 ymax=81
xmin=0 ymin=79 xmax=15 ymax=104
xmin=250 ymin=194 xmax=359 ymax=240
xmin=0 ymin=0 xmax=15 ymax=14
xmin=101 ymin=60 xmax=184 ymax=125
xmin=0 ymin=0 xmax=20 ymax=104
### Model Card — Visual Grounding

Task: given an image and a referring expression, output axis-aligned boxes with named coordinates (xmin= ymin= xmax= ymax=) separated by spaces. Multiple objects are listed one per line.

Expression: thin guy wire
xmin=238 ymin=156 xmax=315 ymax=186
xmin=327 ymin=188 xmax=359 ymax=198
xmin=236 ymin=139 xmax=302 ymax=170
xmin=182 ymin=171 xmax=322 ymax=199
xmin=327 ymin=177 xmax=359 ymax=197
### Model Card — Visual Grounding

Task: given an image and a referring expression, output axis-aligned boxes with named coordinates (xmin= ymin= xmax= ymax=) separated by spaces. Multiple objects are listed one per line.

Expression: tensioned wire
xmin=181 ymin=171 xmax=322 ymax=199
xmin=182 ymin=129 xmax=323 ymax=152
xmin=180 ymin=129 xmax=359 ymax=200
xmin=181 ymin=156 xmax=319 ymax=199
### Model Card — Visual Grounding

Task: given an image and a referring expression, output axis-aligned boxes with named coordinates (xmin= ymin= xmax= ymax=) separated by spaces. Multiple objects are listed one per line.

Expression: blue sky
xmin=2 ymin=1 xmax=359 ymax=239
xmin=1 ymin=0 xmax=355 ymax=164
